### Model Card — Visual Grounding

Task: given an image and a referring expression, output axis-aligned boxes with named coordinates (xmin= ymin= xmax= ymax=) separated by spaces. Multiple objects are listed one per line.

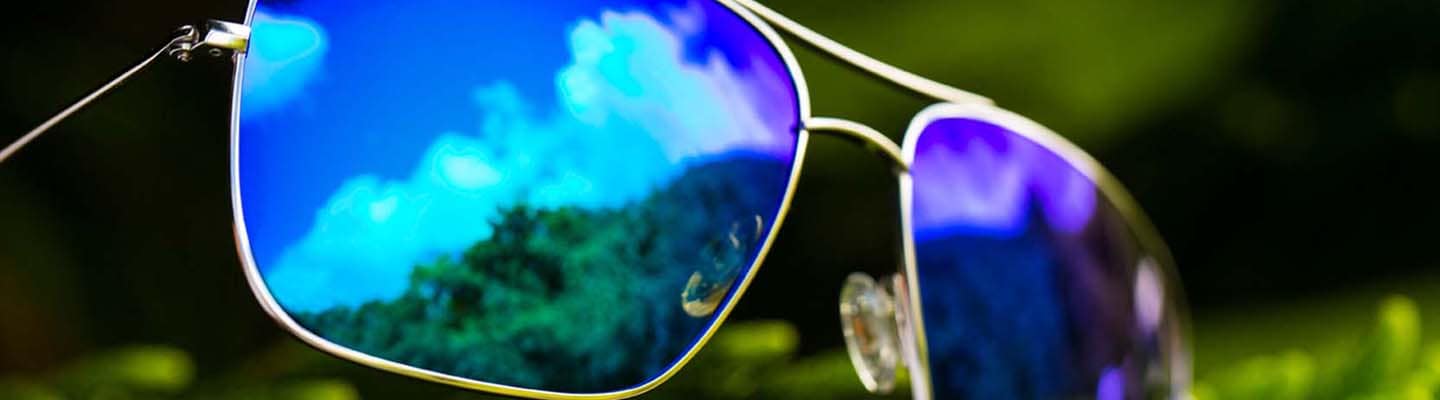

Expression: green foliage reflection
xmin=289 ymin=157 xmax=786 ymax=392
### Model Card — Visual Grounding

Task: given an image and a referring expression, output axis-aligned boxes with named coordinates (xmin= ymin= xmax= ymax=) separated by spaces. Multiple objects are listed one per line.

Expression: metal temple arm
xmin=0 ymin=21 xmax=249 ymax=165
xmin=732 ymin=0 xmax=993 ymax=106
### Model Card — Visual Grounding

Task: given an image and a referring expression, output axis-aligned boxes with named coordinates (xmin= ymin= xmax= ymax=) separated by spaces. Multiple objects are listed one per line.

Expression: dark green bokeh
xmin=2 ymin=0 xmax=1438 ymax=398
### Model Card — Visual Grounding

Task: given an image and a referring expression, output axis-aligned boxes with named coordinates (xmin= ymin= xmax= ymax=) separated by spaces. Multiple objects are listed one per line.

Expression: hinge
xmin=168 ymin=20 xmax=250 ymax=62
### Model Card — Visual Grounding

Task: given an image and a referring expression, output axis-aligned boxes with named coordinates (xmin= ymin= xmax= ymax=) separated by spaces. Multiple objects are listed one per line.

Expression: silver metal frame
xmin=804 ymin=117 xmax=906 ymax=170
xmin=732 ymin=0 xmax=991 ymax=107
xmin=222 ymin=1 xmax=1188 ymax=399
xmin=229 ymin=1 xmax=810 ymax=399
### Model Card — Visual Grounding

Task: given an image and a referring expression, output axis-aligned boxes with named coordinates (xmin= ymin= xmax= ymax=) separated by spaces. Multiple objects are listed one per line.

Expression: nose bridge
xmin=804 ymin=117 xmax=910 ymax=171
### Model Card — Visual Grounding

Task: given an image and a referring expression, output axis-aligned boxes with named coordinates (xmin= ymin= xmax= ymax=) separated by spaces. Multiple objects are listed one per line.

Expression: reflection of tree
xmin=293 ymin=156 xmax=790 ymax=393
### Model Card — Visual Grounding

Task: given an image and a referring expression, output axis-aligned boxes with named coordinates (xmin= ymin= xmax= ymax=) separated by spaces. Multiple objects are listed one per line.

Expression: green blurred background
xmin=2 ymin=0 xmax=1438 ymax=398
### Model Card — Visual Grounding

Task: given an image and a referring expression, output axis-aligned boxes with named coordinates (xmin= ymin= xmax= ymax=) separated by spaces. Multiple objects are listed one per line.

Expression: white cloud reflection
xmin=262 ymin=7 xmax=793 ymax=312
xmin=241 ymin=11 xmax=327 ymax=118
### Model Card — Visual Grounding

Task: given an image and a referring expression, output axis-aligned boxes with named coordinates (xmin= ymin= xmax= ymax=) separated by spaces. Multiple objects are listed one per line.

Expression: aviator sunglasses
xmin=2 ymin=0 xmax=1191 ymax=399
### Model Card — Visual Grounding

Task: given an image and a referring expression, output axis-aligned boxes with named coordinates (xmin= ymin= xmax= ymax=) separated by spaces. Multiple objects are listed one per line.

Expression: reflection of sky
xmin=238 ymin=0 xmax=798 ymax=312
xmin=911 ymin=117 xmax=1142 ymax=398
xmin=240 ymin=11 xmax=325 ymax=118
xmin=911 ymin=118 xmax=1096 ymax=241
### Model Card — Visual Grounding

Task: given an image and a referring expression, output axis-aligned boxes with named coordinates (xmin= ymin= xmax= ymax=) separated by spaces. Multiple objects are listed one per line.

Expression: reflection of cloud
xmin=915 ymin=141 xmax=1030 ymax=235
xmin=241 ymin=10 xmax=327 ymax=118
xmin=264 ymin=7 xmax=794 ymax=312
xmin=912 ymin=119 xmax=1096 ymax=239
xmin=558 ymin=11 xmax=789 ymax=163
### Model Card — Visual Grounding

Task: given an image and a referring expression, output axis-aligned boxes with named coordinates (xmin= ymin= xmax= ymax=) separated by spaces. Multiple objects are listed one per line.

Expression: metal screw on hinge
xmin=167 ymin=25 xmax=199 ymax=62
xmin=166 ymin=20 xmax=250 ymax=63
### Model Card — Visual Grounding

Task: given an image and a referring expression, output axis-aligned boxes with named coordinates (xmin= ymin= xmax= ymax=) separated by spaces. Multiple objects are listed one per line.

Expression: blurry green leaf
xmin=1197 ymin=350 xmax=1313 ymax=400
xmin=1196 ymin=295 xmax=1439 ymax=400
xmin=648 ymin=320 xmax=905 ymax=400
xmin=653 ymin=320 xmax=799 ymax=399
xmin=188 ymin=379 xmax=360 ymax=400
xmin=757 ymin=351 xmax=907 ymax=400
xmin=0 ymin=343 xmax=375 ymax=400
xmin=704 ymin=319 xmax=798 ymax=364
xmin=53 ymin=345 xmax=194 ymax=395
xmin=279 ymin=379 xmax=360 ymax=400
xmin=1328 ymin=296 xmax=1422 ymax=396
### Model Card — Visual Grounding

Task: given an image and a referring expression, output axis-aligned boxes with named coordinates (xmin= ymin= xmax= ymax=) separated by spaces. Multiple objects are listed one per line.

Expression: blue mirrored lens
xmin=235 ymin=0 xmax=800 ymax=393
xmin=909 ymin=116 xmax=1182 ymax=399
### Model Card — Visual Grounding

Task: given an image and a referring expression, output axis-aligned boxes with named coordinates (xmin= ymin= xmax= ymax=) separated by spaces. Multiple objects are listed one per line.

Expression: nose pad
xmin=886 ymin=273 xmax=923 ymax=395
xmin=840 ymin=272 xmax=901 ymax=394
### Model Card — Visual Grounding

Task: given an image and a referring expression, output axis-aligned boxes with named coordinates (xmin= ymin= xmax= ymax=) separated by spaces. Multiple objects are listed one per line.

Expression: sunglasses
xmin=2 ymin=0 xmax=1190 ymax=399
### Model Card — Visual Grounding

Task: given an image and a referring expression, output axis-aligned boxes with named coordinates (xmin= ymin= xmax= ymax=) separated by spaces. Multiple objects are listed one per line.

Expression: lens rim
xmin=894 ymin=102 xmax=1192 ymax=399
xmin=226 ymin=1 xmax=812 ymax=398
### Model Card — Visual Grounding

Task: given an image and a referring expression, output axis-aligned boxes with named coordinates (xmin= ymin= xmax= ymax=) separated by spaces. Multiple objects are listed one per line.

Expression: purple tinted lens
xmin=908 ymin=114 xmax=1182 ymax=399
